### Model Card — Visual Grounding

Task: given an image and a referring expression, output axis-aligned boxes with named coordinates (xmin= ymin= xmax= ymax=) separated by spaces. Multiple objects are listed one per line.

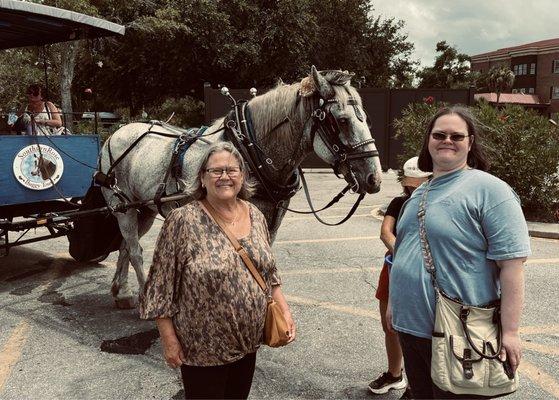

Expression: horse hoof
xmin=114 ymin=297 xmax=136 ymax=309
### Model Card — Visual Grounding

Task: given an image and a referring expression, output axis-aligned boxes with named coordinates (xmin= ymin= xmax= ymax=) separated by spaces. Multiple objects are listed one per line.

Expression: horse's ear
xmin=311 ymin=65 xmax=335 ymax=100
xmin=299 ymin=76 xmax=315 ymax=97
xmin=320 ymin=69 xmax=355 ymax=86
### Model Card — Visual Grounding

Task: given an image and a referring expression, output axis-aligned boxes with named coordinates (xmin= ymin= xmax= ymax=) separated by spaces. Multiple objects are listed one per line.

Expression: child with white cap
xmin=368 ymin=156 xmax=431 ymax=398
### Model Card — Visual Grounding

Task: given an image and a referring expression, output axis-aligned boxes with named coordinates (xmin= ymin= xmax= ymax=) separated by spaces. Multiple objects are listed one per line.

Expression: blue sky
xmin=370 ymin=0 xmax=559 ymax=67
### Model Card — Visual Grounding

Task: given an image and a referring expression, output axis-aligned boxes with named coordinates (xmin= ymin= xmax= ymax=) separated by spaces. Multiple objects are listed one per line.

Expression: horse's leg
xmin=132 ymin=209 xmax=157 ymax=289
xmin=119 ymin=210 xmax=158 ymax=305
xmin=112 ymin=241 xmax=135 ymax=309
xmin=112 ymin=209 xmax=143 ymax=309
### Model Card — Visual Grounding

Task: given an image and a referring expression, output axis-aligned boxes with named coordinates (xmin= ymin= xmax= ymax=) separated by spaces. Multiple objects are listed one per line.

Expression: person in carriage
xmin=9 ymin=83 xmax=63 ymax=135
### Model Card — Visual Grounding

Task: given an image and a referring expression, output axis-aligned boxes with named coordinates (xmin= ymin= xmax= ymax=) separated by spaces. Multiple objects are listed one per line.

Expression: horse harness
xmin=96 ymin=87 xmax=379 ymax=226
xmin=94 ymin=122 xmax=206 ymax=216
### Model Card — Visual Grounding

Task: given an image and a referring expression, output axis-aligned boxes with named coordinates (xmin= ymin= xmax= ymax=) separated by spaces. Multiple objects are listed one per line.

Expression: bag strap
xmin=417 ymin=180 xmax=440 ymax=292
xmin=201 ymin=199 xmax=269 ymax=295
xmin=44 ymin=102 xmax=51 ymax=119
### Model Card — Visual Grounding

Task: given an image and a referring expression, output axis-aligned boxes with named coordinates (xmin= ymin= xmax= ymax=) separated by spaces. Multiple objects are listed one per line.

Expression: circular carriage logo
xmin=12 ymin=144 xmax=64 ymax=190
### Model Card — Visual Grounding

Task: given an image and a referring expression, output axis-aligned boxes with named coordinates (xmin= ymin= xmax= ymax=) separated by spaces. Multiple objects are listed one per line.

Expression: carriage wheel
xmin=88 ymin=253 xmax=110 ymax=263
xmin=69 ymin=252 xmax=110 ymax=263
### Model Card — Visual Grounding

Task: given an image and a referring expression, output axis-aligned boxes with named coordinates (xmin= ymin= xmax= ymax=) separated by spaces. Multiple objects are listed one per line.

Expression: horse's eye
xmin=338 ymin=118 xmax=348 ymax=125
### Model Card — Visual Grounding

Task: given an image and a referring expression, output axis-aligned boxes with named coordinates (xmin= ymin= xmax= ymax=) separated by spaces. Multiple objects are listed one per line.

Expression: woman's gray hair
xmin=189 ymin=142 xmax=257 ymax=200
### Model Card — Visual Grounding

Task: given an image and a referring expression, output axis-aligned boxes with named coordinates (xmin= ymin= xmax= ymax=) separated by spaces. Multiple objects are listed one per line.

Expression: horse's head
xmin=303 ymin=66 xmax=382 ymax=194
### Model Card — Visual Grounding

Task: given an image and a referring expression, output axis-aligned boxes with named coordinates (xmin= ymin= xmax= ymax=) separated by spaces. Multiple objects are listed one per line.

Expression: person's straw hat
xmin=401 ymin=156 xmax=431 ymax=188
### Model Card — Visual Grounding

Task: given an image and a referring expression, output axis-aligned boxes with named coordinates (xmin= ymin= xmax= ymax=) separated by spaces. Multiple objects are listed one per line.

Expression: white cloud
xmin=370 ymin=0 xmax=559 ymax=67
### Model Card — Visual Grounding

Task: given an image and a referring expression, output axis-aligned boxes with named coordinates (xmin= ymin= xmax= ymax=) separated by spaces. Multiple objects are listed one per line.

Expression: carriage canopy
xmin=0 ymin=0 xmax=124 ymax=50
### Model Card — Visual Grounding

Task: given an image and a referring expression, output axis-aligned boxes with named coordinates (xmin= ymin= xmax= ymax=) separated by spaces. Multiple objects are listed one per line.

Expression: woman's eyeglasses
xmin=430 ymin=132 xmax=470 ymax=142
xmin=205 ymin=167 xmax=241 ymax=178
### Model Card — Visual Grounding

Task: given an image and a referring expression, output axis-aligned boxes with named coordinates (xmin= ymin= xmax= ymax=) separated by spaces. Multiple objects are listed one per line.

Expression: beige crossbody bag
xmin=417 ymin=182 xmax=518 ymax=396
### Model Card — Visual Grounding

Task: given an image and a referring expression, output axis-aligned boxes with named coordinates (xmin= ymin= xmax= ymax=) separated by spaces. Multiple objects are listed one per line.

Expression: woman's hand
xmin=161 ymin=335 xmax=186 ymax=368
xmin=501 ymin=331 xmax=522 ymax=374
xmin=283 ymin=309 xmax=296 ymax=342
xmin=156 ymin=317 xmax=186 ymax=368
xmin=271 ymin=285 xmax=296 ymax=342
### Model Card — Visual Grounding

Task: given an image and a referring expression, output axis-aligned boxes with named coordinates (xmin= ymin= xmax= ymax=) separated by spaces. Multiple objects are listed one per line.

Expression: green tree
xmin=71 ymin=0 xmax=415 ymax=117
xmin=310 ymin=0 xmax=415 ymax=88
xmin=476 ymin=66 xmax=515 ymax=104
xmin=417 ymin=41 xmax=472 ymax=89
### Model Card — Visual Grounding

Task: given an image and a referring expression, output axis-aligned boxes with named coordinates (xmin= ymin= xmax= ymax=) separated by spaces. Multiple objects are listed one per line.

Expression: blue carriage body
xmin=0 ymin=135 xmax=99 ymax=207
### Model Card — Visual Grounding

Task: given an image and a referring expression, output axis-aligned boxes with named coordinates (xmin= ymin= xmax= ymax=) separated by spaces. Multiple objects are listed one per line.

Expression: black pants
xmin=180 ymin=352 xmax=257 ymax=399
xmin=399 ymin=332 xmax=490 ymax=399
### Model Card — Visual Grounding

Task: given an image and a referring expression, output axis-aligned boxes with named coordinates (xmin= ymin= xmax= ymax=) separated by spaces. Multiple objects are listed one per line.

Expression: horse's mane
xmin=248 ymin=79 xmax=362 ymax=149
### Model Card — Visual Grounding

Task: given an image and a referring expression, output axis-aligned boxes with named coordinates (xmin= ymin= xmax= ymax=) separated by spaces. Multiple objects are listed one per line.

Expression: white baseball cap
xmin=402 ymin=156 xmax=431 ymax=187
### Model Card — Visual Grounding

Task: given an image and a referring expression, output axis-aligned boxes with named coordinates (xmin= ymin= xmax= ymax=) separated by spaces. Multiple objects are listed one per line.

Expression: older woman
xmin=140 ymin=142 xmax=295 ymax=399
xmin=388 ymin=106 xmax=531 ymax=399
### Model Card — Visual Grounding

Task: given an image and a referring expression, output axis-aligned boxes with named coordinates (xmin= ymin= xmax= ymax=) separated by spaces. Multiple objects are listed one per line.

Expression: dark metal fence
xmin=203 ymin=84 xmax=474 ymax=171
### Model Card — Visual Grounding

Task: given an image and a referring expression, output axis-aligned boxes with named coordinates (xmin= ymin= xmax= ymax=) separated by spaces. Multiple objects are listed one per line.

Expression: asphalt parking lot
xmin=1 ymin=171 xmax=558 ymax=399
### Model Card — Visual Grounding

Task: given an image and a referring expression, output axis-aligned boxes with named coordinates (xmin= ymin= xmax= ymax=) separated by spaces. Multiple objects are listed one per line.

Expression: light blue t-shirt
xmin=389 ymin=169 xmax=531 ymax=339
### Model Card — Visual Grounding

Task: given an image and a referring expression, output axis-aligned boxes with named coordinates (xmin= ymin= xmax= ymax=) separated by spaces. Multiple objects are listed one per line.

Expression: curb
xmin=372 ymin=208 xmax=559 ymax=241
xmin=528 ymin=230 xmax=559 ymax=240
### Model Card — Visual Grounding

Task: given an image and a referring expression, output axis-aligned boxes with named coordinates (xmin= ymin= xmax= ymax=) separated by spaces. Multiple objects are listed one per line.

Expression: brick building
xmin=470 ymin=38 xmax=559 ymax=119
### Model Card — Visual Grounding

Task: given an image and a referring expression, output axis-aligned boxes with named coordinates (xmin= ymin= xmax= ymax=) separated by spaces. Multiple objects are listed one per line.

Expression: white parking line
xmin=285 ymin=294 xmax=379 ymax=320
xmin=519 ymin=359 xmax=559 ymax=399
xmin=0 ymin=320 xmax=31 ymax=392
xmin=283 ymin=213 xmax=376 ymax=221
xmin=275 ymin=236 xmax=378 ymax=244
xmin=282 ymin=267 xmax=381 ymax=276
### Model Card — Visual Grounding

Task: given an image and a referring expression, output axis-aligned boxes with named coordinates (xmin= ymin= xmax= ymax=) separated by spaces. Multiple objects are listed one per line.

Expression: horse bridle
xmin=309 ymin=94 xmax=379 ymax=193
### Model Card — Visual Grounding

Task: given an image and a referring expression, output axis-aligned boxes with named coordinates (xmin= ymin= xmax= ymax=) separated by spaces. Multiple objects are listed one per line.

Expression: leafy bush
xmin=394 ymin=100 xmax=559 ymax=221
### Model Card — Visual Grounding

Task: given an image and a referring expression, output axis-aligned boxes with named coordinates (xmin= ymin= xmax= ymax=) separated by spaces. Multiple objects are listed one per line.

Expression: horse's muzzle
xmin=365 ymin=172 xmax=381 ymax=194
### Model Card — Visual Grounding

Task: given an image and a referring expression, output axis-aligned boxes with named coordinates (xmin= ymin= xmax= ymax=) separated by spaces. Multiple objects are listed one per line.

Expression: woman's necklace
xmin=215 ymin=201 xmax=240 ymax=226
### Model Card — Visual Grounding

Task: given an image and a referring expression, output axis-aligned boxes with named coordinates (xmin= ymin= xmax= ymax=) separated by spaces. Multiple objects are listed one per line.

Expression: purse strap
xmin=201 ymin=199 xmax=269 ymax=296
xmin=417 ymin=180 xmax=441 ymax=294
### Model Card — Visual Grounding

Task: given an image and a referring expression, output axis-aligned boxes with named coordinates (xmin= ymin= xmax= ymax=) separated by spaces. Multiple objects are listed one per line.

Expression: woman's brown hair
xmin=417 ymin=105 xmax=489 ymax=172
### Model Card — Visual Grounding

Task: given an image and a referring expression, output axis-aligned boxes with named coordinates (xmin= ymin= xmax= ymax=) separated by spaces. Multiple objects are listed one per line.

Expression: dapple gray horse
xmin=99 ymin=66 xmax=382 ymax=307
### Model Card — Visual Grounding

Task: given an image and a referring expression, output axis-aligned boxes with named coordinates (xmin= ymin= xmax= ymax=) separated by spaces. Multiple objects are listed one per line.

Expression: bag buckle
xmin=460 ymin=307 xmax=470 ymax=322
xmin=462 ymin=349 xmax=474 ymax=379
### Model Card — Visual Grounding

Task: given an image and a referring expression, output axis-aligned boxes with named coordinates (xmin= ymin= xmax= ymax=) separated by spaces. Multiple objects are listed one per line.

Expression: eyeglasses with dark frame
xmin=205 ymin=166 xmax=242 ymax=178
xmin=430 ymin=131 xmax=471 ymax=142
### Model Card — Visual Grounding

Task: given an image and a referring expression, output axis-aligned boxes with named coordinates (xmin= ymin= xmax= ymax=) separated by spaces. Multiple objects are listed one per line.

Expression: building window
xmin=554 ymin=60 xmax=559 ymax=73
xmin=513 ymin=64 xmax=528 ymax=75
xmin=530 ymin=63 xmax=536 ymax=74
xmin=551 ymin=86 xmax=559 ymax=100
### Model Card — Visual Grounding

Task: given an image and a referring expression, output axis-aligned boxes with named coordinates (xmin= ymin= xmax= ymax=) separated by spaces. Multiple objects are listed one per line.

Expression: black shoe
xmin=368 ymin=371 xmax=407 ymax=394
xmin=399 ymin=387 xmax=412 ymax=399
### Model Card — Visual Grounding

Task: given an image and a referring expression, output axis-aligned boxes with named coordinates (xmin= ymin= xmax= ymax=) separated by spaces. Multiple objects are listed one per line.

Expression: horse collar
xmin=224 ymin=104 xmax=301 ymax=203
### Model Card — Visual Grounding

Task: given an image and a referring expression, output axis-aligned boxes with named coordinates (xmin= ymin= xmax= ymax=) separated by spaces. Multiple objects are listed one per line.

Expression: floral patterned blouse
xmin=139 ymin=200 xmax=281 ymax=366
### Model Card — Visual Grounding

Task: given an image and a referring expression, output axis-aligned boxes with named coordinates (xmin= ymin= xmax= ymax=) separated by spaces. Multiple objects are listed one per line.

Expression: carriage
xmin=0 ymin=0 xmax=125 ymax=260
xmin=1 ymin=1 xmax=384 ymax=309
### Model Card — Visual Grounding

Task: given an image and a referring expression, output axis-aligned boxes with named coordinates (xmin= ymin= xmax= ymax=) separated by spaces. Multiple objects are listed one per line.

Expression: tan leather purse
xmin=202 ymin=200 xmax=291 ymax=348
